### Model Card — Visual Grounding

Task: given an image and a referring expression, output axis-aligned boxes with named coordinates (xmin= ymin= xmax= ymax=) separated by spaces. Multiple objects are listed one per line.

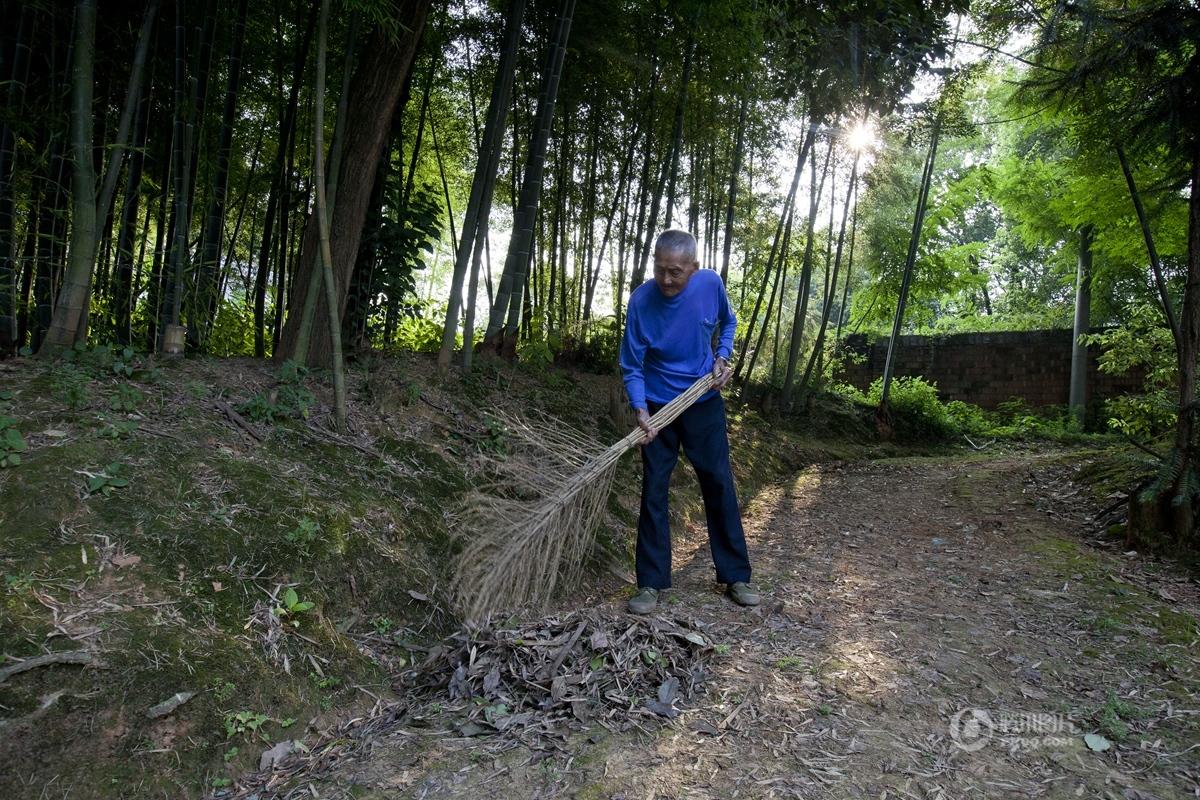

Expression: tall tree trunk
xmin=745 ymin=204 xmax=792 ymax=389
xmin=430 ymin=114 xmax=457 ymax=256
xmin=546 ymin=142 xmax=561 ymax=332
xmin=625 ymin=43 xmax=662 ymax=296
xmin=733 ymin=123 xmax=813 ymax=385
xmin=293 ymin=8 xmax=361 ymax=358
xmin=277 ymin=1 xmax=431 ymax=367
xmin=192 ymin=0 xmax=249 ymax=350
xmin=556 ymin=108 xmax=572 ymax=330
xmin=662 ymin=34 xmax=694 ymax=229
xmin=0 ymin=5 xmax=34 ymax=355
xmin=32 ymin=139 xmax=68 ymax=353
xmin=780 ymin=135 xmax=833 ymax=408
xmin=15 ymin=216 xmax=36 ymax=350
xmin=880 ymin=113 xmax=943 ymax=408
xmin=1068 ymin=224 xmax=1094 ymax=428
xmin=720 ymin=90 xmax=749 ymax=285
xmin=800 ymin=154 xmax=859 ymax=393
xmin=160 ymin=0 xmax=193 ymax=347
xmin=313 ymin=0 xmax=347 ymax=430
xmin=33 ymin=200 xmax=58 ymax=352
xmin=112 ymin=69 xmax=153 ymax=345
xmin=145 ymin=139 xmax=171 ymax=350
xmin=325 ymin=11 xmax=361 ymax=216
xmin=1160 ymin=142 xmax=1200 ymax=542
xmin=343 ymin=159 xmax=386 ymax=350
xmin=608 ymin=115 xmax=641 ymax=330
xmin=579 ymin=104 xmax=598 ymax=322
xmin=483 ymin=0 xmax=576 ymax=357
xmin=629 ymin=140 xmax=671 ymax=296
xmin=615 ymin=170 xmax=632 ymax=325
xmin=589 ymin=118 xmax=637 ymax=321
xmin=1116 ymin=143 xmax=1181 ymax=348
xmin=836 ymin=175 xmax=860 ymax=341
xmin=402 ymin=53 xmax=437 ymax=208
xmin=96 ymin=0 xmax=159 ymax=230
xmin=39 ymin=0 xmax=97 ymax=354
xmin=254 ymin=3 xmax=317 ymax=357
xmin=448 ymin=0 xmax=525 ymax=371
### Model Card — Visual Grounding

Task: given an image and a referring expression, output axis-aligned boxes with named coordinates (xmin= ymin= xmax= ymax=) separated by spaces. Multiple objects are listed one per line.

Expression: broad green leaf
xmin=4 ymin=429 xmax=26 ymax=451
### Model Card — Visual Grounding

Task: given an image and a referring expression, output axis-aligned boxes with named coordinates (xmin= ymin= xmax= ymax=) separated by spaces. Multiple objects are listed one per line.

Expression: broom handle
xmin=536 ymin=369 xmax=732 ymax=514
xmin=606 ymin=369 xmax=728 ymax=459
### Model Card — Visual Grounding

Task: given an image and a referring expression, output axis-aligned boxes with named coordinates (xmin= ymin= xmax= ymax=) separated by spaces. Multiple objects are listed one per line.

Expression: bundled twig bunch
xmin=452 ymin=373 xmax=717 ymax=618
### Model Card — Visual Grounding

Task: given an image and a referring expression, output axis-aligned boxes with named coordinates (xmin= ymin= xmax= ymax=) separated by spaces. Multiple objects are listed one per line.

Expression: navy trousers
xmin=637 ymin=394 xmax=752 ymax=589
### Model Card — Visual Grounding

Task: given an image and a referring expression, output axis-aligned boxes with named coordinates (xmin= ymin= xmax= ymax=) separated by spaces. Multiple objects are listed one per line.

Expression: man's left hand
xmin=712 ymin=356 xmax=732 ymax=391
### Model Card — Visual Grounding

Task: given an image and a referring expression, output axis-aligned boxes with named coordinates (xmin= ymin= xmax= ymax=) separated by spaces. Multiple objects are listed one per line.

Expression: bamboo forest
xmin=1 ymin=0 xmax=1199 ymax=798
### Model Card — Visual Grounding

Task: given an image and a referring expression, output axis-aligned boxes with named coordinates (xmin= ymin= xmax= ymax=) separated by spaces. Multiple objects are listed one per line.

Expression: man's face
xmin=653 ymin=248 xmax=699 ymax=298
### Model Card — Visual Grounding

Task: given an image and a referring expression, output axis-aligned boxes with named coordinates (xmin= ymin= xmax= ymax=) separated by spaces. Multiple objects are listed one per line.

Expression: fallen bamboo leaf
xmin=146 ymin=691 xmax=195 ymax=719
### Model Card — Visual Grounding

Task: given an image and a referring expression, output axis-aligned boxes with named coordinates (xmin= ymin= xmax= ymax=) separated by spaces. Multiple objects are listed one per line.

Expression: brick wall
xmin=836 ymin=330 xmax=1146 ymax=410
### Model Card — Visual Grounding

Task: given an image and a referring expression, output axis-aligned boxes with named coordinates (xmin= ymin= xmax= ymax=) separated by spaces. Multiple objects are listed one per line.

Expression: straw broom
xmin=452 ymin=372 xmax=719 ymax=620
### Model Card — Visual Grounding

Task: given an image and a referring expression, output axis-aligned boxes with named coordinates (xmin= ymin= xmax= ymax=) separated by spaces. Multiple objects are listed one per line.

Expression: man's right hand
xmin=635 ymin=408 xmax=657 ymax=445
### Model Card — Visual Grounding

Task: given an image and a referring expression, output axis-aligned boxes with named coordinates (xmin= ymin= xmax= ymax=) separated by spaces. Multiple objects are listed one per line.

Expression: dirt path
xmin=301 ymin=454 xmax=1200 ymax=800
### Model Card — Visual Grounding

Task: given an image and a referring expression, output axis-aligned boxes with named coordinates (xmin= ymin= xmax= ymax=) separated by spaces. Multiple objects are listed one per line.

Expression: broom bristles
xmin=452 ymin=373 xmax=718 ymax=620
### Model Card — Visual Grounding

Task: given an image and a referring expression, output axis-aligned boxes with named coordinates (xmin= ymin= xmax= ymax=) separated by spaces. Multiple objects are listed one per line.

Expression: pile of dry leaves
xmin=226 ymin=608 xmax=715 ymax=798
xmin=397 ymin=607 xmax=715 ymax=739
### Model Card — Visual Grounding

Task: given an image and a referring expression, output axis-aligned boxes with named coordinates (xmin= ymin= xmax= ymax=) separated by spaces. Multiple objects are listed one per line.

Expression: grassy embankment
xmin=0 ymin=348 xmax=890 ymax=798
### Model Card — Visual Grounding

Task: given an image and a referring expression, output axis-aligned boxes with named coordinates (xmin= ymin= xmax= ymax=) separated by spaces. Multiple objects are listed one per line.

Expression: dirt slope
xmin=0 ymin=352 xmax=872 ymax=798
xmin=290 ymin=454 xmax=1200 ymax=800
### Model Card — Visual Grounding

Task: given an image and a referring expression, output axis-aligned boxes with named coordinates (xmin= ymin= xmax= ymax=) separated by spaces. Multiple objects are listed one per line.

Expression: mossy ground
xmin=0 ymin=351 xmax=892 ymax=799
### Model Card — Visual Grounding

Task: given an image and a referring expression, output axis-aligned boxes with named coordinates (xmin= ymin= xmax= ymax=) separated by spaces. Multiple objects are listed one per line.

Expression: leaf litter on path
xmin=229 ymin=455 xmax=1200 ymax=800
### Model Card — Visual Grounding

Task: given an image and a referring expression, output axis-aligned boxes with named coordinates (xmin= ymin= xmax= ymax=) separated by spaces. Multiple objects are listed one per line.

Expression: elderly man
xmin=619 ymin=229 xmax=758 ymax=615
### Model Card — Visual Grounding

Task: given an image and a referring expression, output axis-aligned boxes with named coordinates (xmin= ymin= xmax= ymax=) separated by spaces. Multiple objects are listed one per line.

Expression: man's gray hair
xmin=654 ymin=229 xmax=698 ymax=261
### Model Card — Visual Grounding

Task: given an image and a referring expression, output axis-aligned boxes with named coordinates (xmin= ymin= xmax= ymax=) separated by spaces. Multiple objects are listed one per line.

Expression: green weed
xmin=84 ymin=462 xmax=130 ymax=496
xmin=237 ymin=360 xmax=314 ymax=423
xmin=284 ymin=517 xmax=322 ymax=556
xmin=272 ymin=586 xmax=315 ymax=626
xmin=0 ymin=415 xmax=27 ymax=467
xmin=223 ymin=710 xmax=270 ymax=741
xmin=51 ymin=365 xmax=91 ymax=409
xmin=108 ymin=384 xmax=145 ymax=413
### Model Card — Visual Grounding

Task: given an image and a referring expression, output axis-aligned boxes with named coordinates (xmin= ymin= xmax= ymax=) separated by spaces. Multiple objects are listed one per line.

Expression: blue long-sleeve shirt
xmin=619 ymin=269 xmax=737 ymax=411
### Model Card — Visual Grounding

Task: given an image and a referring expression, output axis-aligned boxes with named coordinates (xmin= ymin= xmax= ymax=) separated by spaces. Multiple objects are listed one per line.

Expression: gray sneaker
xmin=727 ymin=581 xmax=761 ymax=607
xmin=627 ymin=587 xmax=660 ymax=614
